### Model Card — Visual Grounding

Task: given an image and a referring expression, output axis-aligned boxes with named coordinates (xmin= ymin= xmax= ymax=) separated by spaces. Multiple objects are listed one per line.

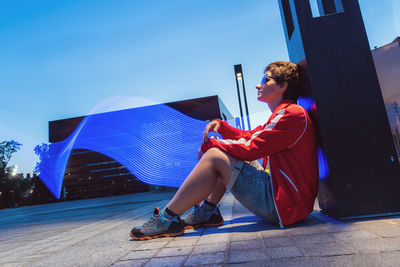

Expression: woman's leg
xmin=188 ymin=178 xmax=227 ymax=207
xmin=167 ymin=148 xmax=238 ymax=215
xmin=206 ymin=177 xmax=227 ymax=204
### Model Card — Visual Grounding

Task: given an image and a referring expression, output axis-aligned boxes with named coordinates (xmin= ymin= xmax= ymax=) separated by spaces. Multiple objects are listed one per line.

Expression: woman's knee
xmin=202 ymin=148 xmax=227 ymax=162
xmin=202 ymin=148 xmax=238 ymax=175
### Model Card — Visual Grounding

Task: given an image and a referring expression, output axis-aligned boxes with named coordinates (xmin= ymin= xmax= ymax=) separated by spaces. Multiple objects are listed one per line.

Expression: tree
xmin=31 ymin=143 xmax=58 ymax=204
xmin=33 ymin=143 xmax=49 ymax=175
xmin=0 ymin=140 xmax=22 ymax=208
xmin=0 ymin=140 xmax=22 ymax=181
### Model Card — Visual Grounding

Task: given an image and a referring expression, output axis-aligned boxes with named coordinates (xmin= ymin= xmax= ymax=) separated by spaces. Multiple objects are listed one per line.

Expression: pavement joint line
xmin=258 ymin=231 xmax=271 ymax=261
xmin=289 ymin=228 xmax=309 ymax=258
xmin=179 ymin=235 xmax=201 ymax=266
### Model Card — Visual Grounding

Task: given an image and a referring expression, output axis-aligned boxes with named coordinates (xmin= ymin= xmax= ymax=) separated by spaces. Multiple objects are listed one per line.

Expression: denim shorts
xmin=227 ymin=160 xmax=279 ymax=225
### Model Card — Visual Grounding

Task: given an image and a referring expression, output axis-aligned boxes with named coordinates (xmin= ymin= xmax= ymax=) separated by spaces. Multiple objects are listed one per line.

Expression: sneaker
xmin=130 ymin=207 xmax=185 ymax=240
xmin=183 ymin=203 xmax=224 ymax=229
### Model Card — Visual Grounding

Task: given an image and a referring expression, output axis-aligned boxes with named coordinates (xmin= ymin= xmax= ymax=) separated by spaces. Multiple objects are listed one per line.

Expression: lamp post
xmin=234 ymin=64 xmax=251 ymax=130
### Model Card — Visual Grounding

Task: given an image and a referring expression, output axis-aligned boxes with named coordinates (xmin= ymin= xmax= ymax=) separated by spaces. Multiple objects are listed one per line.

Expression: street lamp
xmin=234 ymin=64 xmax=251 ymax=130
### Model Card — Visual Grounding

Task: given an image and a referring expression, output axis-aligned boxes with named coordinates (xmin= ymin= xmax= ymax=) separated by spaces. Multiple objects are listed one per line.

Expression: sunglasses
xmin=260 ymin=74 xmax=279 ymax=85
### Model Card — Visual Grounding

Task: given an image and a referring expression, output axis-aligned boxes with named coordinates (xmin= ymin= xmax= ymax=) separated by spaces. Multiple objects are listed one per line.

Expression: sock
xmin=163 ymin=207 xmax=178 ymax=219
xmin=203 ymin=199 xmax=217 ymax=211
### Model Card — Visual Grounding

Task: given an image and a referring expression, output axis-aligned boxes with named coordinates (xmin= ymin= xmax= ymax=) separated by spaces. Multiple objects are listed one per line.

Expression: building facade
xmin=49 ymin=95 xmax=233 ymax=200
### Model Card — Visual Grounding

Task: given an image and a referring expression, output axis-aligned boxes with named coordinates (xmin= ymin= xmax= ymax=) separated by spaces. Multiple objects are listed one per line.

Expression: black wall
xmin=278 ymin=0 xmax=400 ymax=218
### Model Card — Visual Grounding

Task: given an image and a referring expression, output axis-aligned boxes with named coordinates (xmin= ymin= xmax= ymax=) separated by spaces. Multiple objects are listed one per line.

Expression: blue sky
xmin=1 ymin=0 xmax=399 ymax=174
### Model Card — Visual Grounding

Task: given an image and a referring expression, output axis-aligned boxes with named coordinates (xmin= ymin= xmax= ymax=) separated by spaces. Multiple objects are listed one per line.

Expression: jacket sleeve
xmin=201 ymin=108 xmax=307 ymax=161
xmin=214 ymin=119 xmax=265 ymax=140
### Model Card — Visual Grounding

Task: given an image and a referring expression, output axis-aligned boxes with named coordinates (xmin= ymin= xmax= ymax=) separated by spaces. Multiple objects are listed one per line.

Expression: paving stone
xmin=121 ymin=249 xmax=159 ymax=260
xmin=357 ymin=223 xmax=400 ymax=238
xmin=230 ymin=232 xmax=259 ymax=241
xmin=156 ymin=246 xmax=192 ymax=257
xmin=330 ymin=230 xmax=378 ymax=241
xmin=318 ymin=223 xmax=358 ymax=233
xmin=37 ymin=243 xmax=70 ymax=253
xmin=284 ymin=225 xmax=326 ymax=236
xmin=290 ymin=233 xmax=334 ymax=244
xmin=263 ymin=236 xmax=295 ymax=247
xmin=166 ymin=236 xmax=199 ymax=247
xmin=259 ymin=229 xmax=287 ymax=239
xmin=203 ymin=226 xmax=230 ymax=234
xmin=0 ymin=241 xmax=24 ymax=254
xmin=384 ymin=236 xmax=400 ymax=250
xmin=197 ymin=233 xmax=228 ymax=245
xmin=112 ymin=259 xmax=148 ymax=266
xmin=230 ymin=239 xmax=264 ymax=251
xmin=140 ymin=236 xmax=175 ymax=243
xmin=134 ymin=240 xmax=169 ymax=250
xmin=29 ymin=231 xmax=133 ymax=267
xmin=342 ymin=237 xmax=400 ymax=253
xmin=230 ymin=222 xmax=269 ymax=234
xmin=11 ymin=253 xmax=48 ymax=262
xmin=196 ymin=265 xmax=222 ymax=267
xmin=0 ymin=262 xmax=22 ymax=267
xmin=0 ymin=252 xmax=36 ymax=263
xmin=184 ymin=252 xmax=224 ymax=266
xmin=145 ymin=256 xmax=187 ymax=267
xmin=192 ymin=242 xmax=227 ymax=255
xmin=269 ymin=255 xmax=351 ymax=267
xmin=267 ymin=245 xmax=303 ymax=260
xmin=300 ymin=241 xmax=352 ymax=257
xmin=388 ymin=218 xmax=400 ymax=225
xmin=225 ymin=261 xmax=267 ymax=267
xmin=227 ymin=249 xmax=267 ymax=263
xmin=182 ymin=228 xmax=200 ymax=235
xmin=183 ymin=230 xmax=206 ymax=238
xmin=270 ymin=252 xmax=400 ymax=267
xmin=367 ymin=250 xmax=400 ymax=266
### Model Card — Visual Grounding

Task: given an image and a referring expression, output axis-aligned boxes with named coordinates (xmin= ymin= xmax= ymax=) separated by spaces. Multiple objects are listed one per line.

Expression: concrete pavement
xmin=1 ymin=191 xmax=400 ymax=266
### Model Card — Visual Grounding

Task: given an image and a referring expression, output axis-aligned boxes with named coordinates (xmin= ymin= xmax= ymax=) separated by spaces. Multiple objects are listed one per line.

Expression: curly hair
xmin=265 ymin=61 xmax=301 ymax=101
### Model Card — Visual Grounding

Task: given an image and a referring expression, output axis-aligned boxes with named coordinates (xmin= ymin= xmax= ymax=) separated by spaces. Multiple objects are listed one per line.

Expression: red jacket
xmin=201 ymin=100 xmax=318 ymax=227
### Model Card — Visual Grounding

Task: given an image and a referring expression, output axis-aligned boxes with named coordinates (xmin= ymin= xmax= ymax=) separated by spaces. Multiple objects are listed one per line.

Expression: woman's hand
xmin=203 ymin=120 xmax=220 ymax=143
xmin=198 ymin=147 xmax=205 ymax=160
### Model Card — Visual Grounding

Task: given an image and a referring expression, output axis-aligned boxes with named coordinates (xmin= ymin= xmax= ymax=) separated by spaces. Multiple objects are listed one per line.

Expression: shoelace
xmin=187 ymin=204 xmax=201 ymax=219
xmin=143 ymin=214 xmax=159 ymax=227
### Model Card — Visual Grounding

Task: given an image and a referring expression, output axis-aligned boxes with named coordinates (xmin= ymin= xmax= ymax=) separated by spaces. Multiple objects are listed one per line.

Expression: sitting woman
xmin=130 ymin=61 xmax=318 ymax=240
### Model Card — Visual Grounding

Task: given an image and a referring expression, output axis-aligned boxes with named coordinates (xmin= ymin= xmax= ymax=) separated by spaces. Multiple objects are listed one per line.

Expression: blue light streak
xmin=298 ymin=97 xmax=331 ymax=179
xmin=38 ymin=104 xmax=211 ymax=198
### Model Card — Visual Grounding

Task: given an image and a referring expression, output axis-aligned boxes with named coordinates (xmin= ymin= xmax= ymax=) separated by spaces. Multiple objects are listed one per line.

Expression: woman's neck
xmin=267 ymin=96 xmax=283 ymax=113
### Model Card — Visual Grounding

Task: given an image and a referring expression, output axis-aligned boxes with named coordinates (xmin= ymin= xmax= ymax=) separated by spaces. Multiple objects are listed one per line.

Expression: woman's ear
xmin=279 ymin=81 xmax=288 ymax=91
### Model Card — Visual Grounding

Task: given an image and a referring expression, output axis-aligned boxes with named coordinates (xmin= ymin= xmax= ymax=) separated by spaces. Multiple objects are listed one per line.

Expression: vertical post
xmin=234 ymin=64 xmax=245 ymax=129
xmin=240 ymin=70 xmax=251 ymax=130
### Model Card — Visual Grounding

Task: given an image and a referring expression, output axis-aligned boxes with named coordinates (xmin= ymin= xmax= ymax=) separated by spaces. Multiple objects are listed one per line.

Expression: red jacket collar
xmin=272 ymin=99 xmax=296 ymax=114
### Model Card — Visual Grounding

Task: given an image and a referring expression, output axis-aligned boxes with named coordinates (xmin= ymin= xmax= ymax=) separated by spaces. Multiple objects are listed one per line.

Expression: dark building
xmin=372 ymin=37 xmax=400 ymax=162
xmin=49 ymin=95 xmax=233 ymax=201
